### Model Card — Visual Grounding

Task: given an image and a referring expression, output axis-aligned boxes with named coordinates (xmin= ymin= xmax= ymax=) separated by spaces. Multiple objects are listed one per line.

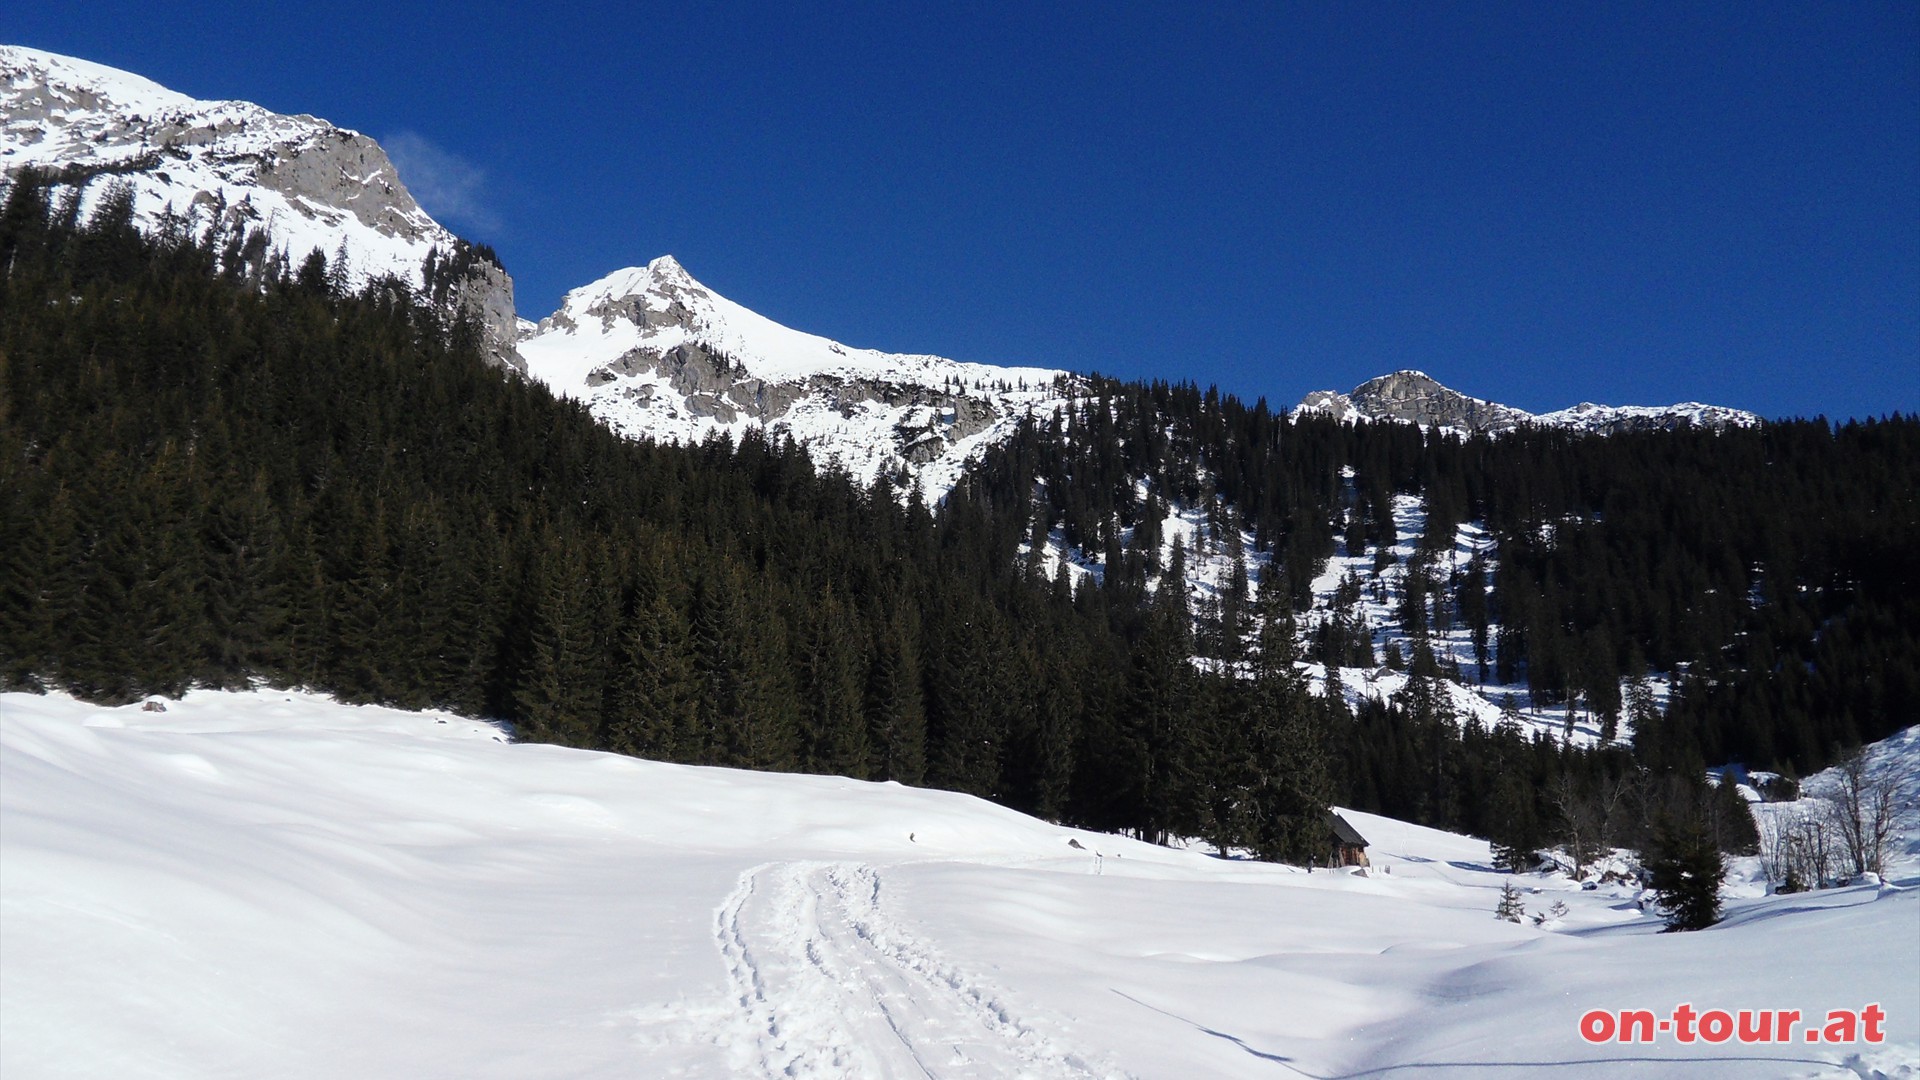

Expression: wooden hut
xmin=1326 ymin=810 xmax=1371 ymax=868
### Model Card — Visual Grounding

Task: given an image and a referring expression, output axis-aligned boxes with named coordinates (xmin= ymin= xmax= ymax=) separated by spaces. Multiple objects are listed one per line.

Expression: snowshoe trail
xmin=710 ymin=860 xmax=1124 ymax=1079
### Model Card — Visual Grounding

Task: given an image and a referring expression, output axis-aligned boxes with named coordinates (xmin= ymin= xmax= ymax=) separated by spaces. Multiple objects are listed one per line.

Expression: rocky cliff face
xmin=0 ymin=46 xmax=522 ymax=370
xmin=1296 ymin=370 xmax=1758 ymax=435
xmin=1347 ymin=371 xmax=1532 ymax=433
xmin=518 ymin=256 xmax=1074 ymax=499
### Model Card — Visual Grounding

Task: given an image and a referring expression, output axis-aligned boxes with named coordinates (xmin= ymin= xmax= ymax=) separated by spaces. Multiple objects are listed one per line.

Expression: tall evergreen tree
xmin=798 ymin=596 xmax=871 ymax=778
xmin=864 ymin=607 xmax=928 ymax=784
xmin=604 ymin=593 xmax=700 ymax=759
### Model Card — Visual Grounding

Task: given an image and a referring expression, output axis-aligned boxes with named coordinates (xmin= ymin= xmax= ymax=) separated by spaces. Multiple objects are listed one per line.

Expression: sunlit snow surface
xmin=3 ymin=690 xmax=1914 ymax=1078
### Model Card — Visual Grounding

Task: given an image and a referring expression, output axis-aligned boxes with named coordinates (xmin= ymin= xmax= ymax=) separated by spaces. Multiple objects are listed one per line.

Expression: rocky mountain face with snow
xmin=518 ymin=257 xmax=1075 ymax=499
xmin=0 ymin=46 xmax=522 ymax=370
xmin=7 ymin=46 xmax=1768 ymax=500
xmin=1297 ymin=369 xmax=1758 ymax=435
xmin=2 ymin=46 xmax=1073 ymax=497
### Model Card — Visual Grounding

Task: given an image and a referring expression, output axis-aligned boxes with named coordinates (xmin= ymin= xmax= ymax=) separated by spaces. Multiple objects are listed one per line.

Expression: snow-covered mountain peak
xmin=1295 ymin=369 xmax=1759 ymax=435
xmin=521 ymin=257 xmax=1076 ymax=499
xmin=642 ymin=251 xmax=695 ymax=284
xmin=537 ymin=255 xmax=975 ymax=383
xmin=3 ymin=45 xmax=431 ymax=252
xmin=1 ymin=45 xmax=523 ymax=369
xmin=562 ymin=254 xmax=702 ymax=312
xmin=1534 ymin=399 xmax=1761 ymax=433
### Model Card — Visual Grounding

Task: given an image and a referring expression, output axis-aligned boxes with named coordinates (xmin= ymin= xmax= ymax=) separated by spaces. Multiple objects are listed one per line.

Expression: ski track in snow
xmin=707 ymin=861 xmax=1124 ymax=1080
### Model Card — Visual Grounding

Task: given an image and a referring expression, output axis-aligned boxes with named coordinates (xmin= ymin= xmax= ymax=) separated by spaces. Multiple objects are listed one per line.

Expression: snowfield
xmin=2 ymin=690 xmax=1915 ymax=1079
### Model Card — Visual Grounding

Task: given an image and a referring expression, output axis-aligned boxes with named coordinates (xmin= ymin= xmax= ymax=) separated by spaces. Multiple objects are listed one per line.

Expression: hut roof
xmin=1326 ymin=810 xmax=1369 ymax=848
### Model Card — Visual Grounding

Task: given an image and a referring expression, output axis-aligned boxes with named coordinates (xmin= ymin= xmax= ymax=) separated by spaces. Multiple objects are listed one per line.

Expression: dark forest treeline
xmin=0 ymin=173 xmax=1905 ymax=868
xmin=969 ymin=380 xmax=1919 ymax=780
xmin=0 ymin=175 xmax=1363 ymax=862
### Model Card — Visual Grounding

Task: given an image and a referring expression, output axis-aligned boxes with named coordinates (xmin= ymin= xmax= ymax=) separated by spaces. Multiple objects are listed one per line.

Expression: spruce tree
xmin=604 ymin=594 xmax=700 ymax=759
xmin=864 ymin=609 xmax=927 ymax=784
xmin=729 ymin=607 xmax=804 ymax=772
xmin=1495 ymin=880 xmax=1526 ymax=923
xmin=513 ymin=540 xmax=605 ymax=747
xmin=798 ymin=597 xmax=871 ymax=778
xmin=1645 ymin=817 xmax=1725 ymax=931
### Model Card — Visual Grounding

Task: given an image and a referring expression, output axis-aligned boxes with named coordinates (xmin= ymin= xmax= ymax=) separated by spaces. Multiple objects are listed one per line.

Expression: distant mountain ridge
xmin=3 ymin=45 xmax=1759 ymax=490
xmin=1296 ymin=370 xmax=1759 ymax=435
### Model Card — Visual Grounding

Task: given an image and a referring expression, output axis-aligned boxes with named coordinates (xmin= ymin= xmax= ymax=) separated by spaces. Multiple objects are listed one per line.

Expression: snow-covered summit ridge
xmin=1 ymin=46 xmax=196 ymax=114
xmin=0 ymin=45 xmax=522 ymax=369
xmin=520 ymin=254 xmax=1078 ymax=500
xmin=535 ymin=253 xmax=1070 ymax=386
xmin=1534 ymin=398 xmax=1761 ymax=432
xmin=1295 ymin=369 xmax=1759 ymax=435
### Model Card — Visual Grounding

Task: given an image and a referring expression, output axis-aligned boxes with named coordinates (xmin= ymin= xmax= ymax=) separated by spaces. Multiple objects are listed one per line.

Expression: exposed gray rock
xmin=450 ymin=260 xmax=523 ymax=372
xmin=585 ymin=286 xmax=708 ymax=334
xmin=0 ymin=46 xmax=525 ymax=371
xmin=533 ymin=309 xmax=578 ymax=336
xmin=1347 ymin=371 xmax=1530 ymax=434
xmin=581 ymin=337 xmax=1010 ymax=456
xmin=1296 ymin=369 xmax=1757 ymax=436
xmin=900 ymin=432 xmax=952 ymax=464
xmin=247 ymin=128 xmax=429 ymax=240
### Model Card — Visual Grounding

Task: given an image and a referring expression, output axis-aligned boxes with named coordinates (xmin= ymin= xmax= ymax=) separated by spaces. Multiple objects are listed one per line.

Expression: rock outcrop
xmin=1296 ymin=369 xmax=1758 ymax=435
xmin=0 ymin=46 xmax=522 ymax=370
xmin=1346 ymin=371 xmax=1532 ymax=433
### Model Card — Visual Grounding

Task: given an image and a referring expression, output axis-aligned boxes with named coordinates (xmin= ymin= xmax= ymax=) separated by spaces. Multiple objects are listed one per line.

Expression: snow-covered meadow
xmin=3 ymin=690 xmax=1914 ymax=1078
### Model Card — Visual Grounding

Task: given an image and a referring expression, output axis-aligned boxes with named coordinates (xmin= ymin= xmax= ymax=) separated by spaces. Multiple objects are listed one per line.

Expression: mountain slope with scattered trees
xmin=4 ymin=171 xmax=1912 ymax=873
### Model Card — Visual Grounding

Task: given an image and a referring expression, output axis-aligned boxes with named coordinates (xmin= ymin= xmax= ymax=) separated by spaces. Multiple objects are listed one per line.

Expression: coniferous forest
xmin=3 ymin=172 xmax=1915 ymax=865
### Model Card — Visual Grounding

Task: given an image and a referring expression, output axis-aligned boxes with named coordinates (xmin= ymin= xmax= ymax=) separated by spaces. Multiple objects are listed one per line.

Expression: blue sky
xmin=14 ymin=2 xmax=1918 ymax=419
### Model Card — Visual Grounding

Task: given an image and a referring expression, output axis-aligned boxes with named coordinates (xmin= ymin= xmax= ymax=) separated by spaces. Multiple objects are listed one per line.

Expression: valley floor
xmin=2 ymin=690 xmax=1914 ymax=1079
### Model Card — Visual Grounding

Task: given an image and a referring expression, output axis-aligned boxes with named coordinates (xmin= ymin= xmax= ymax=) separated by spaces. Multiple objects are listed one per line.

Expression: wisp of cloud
xmin=384 ymin=131 xmax=502 ymax=236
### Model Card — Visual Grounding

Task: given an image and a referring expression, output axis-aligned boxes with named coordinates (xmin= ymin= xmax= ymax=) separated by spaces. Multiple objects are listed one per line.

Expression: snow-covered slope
xmin=1297 ymin=369 xmax=1760 ymax=435
xmin=0 ymin=46 xmax=521 ymax=368
xmin=519 ymin=256 xmax=1075 ymax=499
xmin=4 ymin=689 xmax=1914 ymax=1078
xmin=1752 ymin=725 xmax=1920 ymax=889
